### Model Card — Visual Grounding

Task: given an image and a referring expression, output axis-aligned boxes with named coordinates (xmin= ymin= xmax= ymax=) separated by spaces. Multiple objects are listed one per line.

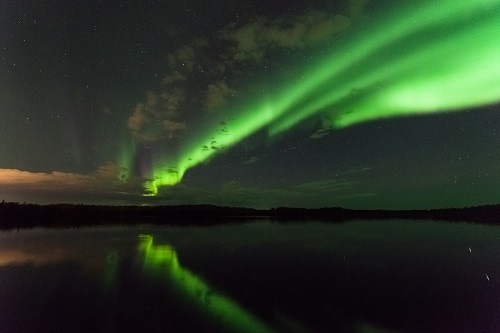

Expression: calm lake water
xmin=0 ymin=219 xmax=499 ymax=333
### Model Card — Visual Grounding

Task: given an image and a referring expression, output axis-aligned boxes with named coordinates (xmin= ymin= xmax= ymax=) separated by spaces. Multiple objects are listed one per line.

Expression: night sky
xmin=1 ymin=0 xmax=499 ymax=209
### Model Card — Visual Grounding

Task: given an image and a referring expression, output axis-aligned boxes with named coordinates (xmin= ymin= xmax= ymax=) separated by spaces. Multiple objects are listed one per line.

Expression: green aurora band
xmin=140 ymin=0 xmax=500 ymax=195
xmin=138 ymin=235 xmax=275 ymax=332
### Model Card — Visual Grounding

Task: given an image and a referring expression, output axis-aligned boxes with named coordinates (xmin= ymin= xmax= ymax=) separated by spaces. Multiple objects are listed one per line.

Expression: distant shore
xmin=1 ymin=201 xmax=499 ymax=229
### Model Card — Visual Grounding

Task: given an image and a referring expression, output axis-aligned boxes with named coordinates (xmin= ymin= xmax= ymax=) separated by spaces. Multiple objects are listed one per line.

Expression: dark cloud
xmin=163 ymin=71 xmax=187 ymax=85
xmin=347 ymin=0 xmax=370 ymax=19
xmin=127 ymin=91 xmax=187 ymax=142
xmin=166 ymin=38 xmax=209 ymax=73
xmin=167 ymin=45 xmax=197 ymax=71
xmin=219 ymin=8 xmax=356 ymax=62
xmin=310 ymin=118 xmax=333 ymax=139
xmin=204 ymin=80 xmax=236 ymax=112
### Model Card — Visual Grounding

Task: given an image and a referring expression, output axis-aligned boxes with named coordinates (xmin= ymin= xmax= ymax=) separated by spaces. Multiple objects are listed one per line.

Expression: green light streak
xmin=138 ymin=235 xmax=275 ymax=333
xmin=270 ymin=0 xmax=500 ymax=135
xmin=145 ymin=101 xmax=275 ymax=193
xmin=142 ymin=0 xmax=499 ymax=193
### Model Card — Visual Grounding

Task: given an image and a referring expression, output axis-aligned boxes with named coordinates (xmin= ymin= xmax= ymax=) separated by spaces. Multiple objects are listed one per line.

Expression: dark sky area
xmin=1 ymin=0 xmax=499 ymax=209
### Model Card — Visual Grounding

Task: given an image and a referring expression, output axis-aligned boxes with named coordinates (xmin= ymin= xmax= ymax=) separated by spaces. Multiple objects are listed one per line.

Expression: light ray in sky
xmin=118 ymin=135 xmax=137 ymax=181
xmin=141 ymin=0 xmax=500 ymax=195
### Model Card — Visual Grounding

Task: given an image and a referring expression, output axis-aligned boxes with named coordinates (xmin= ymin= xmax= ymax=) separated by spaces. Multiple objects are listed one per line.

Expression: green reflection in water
xmin=103 ymin=250 xmax=119 ymax=297
xmin=138 ymin=234 xmax=275 ymax=333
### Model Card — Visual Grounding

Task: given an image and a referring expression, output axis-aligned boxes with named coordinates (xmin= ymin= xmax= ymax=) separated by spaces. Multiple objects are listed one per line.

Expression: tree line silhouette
xmin=1 ymin=200 xmax=499 ymax=229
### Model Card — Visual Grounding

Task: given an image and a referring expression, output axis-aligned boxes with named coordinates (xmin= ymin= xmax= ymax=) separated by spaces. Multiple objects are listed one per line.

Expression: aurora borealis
xmin=1 ymin=0 xmax=499 ymax=208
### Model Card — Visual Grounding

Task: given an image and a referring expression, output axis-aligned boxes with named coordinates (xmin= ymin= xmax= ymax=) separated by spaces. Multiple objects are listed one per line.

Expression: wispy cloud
xmin=127 ymin=90 xmax=187 ymax=142
xmin=0 ymin=164 xmax=145 ymax=204
xmin=242 ymin=156 xmax=261 ymax=165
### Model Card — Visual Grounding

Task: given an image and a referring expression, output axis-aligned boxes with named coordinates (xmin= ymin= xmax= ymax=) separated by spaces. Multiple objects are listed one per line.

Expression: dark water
xmin=0 ymin=220 xmax=499 ymax=333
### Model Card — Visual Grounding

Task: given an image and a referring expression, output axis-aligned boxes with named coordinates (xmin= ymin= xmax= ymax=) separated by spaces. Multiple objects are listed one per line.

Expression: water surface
xmin=0 ymin=220 xmax=498 ymax=332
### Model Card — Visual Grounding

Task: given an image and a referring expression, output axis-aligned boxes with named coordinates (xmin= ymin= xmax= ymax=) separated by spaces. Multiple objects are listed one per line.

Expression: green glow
xmin=103 ymin=251 xmax=119 ymax=297
xmin=138 ymin=235 xmax=275 ymax=332
xmin=139 ymin=0 xmax=499 ymax=193
xmin=117 ymin=135 xmax=137 ymax=181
